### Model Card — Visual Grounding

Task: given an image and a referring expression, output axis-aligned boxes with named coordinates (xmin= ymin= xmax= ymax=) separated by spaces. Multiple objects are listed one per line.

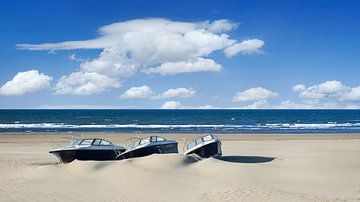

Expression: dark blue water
xmin=1 ymin=109 xmax=360 ymax=134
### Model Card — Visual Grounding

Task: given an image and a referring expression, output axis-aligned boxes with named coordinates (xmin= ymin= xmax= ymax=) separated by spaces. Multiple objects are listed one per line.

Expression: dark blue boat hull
xmin=50 ymin=148 xmax=126 ymax=163
xmin=116 ymin=143 xmax=178 ymax=160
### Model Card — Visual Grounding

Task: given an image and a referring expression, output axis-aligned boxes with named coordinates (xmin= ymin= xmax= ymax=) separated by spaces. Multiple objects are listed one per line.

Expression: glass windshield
xmin=80 ymin=139 xmax=93 ymax=145
xmin=93 ymin=139 xmax=101 ymax=145
xmin=202 ymin=135 xmax=214 ymax=142
xmin=187 ymin=135 xmax=214 ymax=150
xmin=69 ymin=139 xmax=82 ymax=145
xmin=99 ymin=140 xmax=111 ymax=146
xmin=140 ymin=137 xmax=150 ymax=145
xmin=195 ymin=138 xmax=203 ymax=145
xmin=186 ymin=141 xmax=196 ymax=150
xmin=130 ymin=140 xmax=140 ymax=149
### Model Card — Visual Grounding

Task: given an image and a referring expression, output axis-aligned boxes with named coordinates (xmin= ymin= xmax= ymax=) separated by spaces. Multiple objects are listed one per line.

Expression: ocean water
xmin=0 ymin=109 xmax=360 ymax=134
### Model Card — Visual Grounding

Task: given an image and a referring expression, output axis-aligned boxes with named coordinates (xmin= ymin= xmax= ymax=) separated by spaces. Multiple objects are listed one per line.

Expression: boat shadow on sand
xmin=215 ymin=156 xmax=275 ymax=164
xmin=184 ymin=155 xmax=276 ymax=164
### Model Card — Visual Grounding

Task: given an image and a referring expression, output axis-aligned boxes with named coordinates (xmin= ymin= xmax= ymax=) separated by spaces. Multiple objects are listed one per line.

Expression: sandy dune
xmin=1 ymin=133 xmax=360 ymax=201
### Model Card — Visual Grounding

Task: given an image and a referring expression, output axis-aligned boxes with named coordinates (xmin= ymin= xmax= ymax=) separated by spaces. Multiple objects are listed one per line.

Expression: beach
xmin=0 ymin=133 xmax=360 ymax=201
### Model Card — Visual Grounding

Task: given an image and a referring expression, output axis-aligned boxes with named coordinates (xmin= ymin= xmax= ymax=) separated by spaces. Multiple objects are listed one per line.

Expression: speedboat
xmin=49 ymin=138 xmax=126 ymax=163
xmin=184 ymin=134 xmax=222 ymax=158
xmin=116 ymin=136 xmax=178 ymax=160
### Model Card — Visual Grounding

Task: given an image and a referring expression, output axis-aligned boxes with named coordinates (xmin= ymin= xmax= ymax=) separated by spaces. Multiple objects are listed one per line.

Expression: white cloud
xmin=296 ymin=80 xmax=349 ymax=99
xmin=79 ymin=46 xmax=137 ymax=77
xmin=233 ymin=87 xmax=278 ymax=102
xmin=144 ymin=58 xmax=221 ymax=75
xmin=68 ymin=54 xmax=77 ymax=61
xmin=159 ymin=87 xmax=196 ymax=98
xmin=292 ymin=84 xmax=306 ymax=93
xmin=120 ymin=86 xmax=195 ymax=99
xmin=119 ymin=85 xmax=155 ymax=99
xmin=17 ymin=19 xmax=237 ymax=53
xmin=18 ymin=18 xmax=263 ymax=81
xmin=286 ymin=80 xmax=360 ymax=109
xmin=0 ymin=70 xmax=52 ymax=96
xmin=224 ymin=39 xmax=264 ymax=57
xmin=55 ymin=72 xmax=120 ymax=95
xmin=317 ymin=80 xmax=348 ymax=94
xmin=161 ymin=101 xmax=182 ymax=109
xmin=342 ymin=86 xmax=360 ymax=101
xmin=68 ymin=53 xmax=85 ymax=62
xmin=200 ymin=19 xmax=238 ymax=33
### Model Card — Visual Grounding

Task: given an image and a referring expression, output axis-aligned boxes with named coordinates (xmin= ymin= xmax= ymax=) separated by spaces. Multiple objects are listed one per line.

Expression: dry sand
xmin=0 ymin=133 xmax=360 ymax=202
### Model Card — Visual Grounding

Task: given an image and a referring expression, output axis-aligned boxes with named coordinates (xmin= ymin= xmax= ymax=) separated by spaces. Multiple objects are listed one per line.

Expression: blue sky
xmin=1 ymin=0 xmax=360 ymax=109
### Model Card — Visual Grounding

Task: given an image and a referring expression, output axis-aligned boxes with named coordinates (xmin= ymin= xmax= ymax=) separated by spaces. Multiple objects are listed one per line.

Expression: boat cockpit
xmin=67 ymin=138 xmax=113 ymax=147
xmin=186 ymin=134 xmax=217 ymax=150
xmin=128 ymin=136 xmax=166 ymax=149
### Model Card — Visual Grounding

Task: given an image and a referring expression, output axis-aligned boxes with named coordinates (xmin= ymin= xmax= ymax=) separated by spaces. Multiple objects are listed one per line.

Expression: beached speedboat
xmin=116 ymin=136 xmax=178 ymax=160
xmin=184 ymin=134 xmax=222 ymax=158
xmin=49 ymin=138 xmax=126 ymax=163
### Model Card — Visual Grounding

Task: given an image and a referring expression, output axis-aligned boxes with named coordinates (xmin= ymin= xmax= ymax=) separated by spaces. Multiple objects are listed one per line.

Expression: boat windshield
xmin=186 ymin=135 xmax=215 ymax=150
xmin=67 ymin=138 xmax=113 ymax=146
xmin=151 ymin=136 xmax=165 ymax=142
xmin=92 ymin=139 xmax=112 ymax=146
xmin=68 ymin=139 xmax=82 ymax=146
xmin=80 ymin=139 xmax=94 ymax=145
xmin=128 ymin=136 xmax=166 ymax=149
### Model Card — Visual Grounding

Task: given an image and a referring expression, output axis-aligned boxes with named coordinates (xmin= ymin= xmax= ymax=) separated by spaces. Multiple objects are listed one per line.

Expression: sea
xmin=0 ymin=109 xmax=360 ymax=134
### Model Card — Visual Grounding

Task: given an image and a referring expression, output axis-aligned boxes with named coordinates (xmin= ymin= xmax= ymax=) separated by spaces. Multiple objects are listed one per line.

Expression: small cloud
xmin=201 ymin=19 xmax=238 ymax=33
xmin=292 ymin=84 xmax=306 ymax=93
xmin=68 ymin=54 xmax=77 ymax=61
xmin=161 ymin=101 xmax=182 ymax=109
xmin=119 ymin=85 xmax=155 ymax=99
xmin=68 ymin=53 xmax=84 ymax=62
xmin=159 ymin=88 xmax=195 ymax=98
xmin=120 ymin=86 xmax=196 ymax=99
xmin=55 ymin=72 xmax=121 ymax=96
xmin=0 ymin=70 xmax=52 ymax=96
xmin=296 ymin=80 xmax=349 ymax=100
xmin=144 ymin=58 xmax=221 ymax=76
xmin=224 ymin=39 xmax=264 ymax=57
xmin=232 ymin=87 xmax=278 ymax=102
xmin=283 ymin=80 xmax=360 ymax=109
xmin=342 ymin=86 xmax=360 ymax=101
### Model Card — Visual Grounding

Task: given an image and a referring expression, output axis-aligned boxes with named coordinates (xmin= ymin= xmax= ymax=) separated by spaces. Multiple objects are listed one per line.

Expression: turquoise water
xmin=1 ymin=109 xmax=360 ymax=133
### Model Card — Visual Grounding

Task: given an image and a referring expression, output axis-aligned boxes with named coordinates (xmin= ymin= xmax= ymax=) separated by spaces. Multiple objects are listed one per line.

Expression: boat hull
xmin=50 ymin=149 xmax=125 ymax=163
xmin=186 ymin=141 xmax=222 ymax=158
xmin=116 ymin=143 xmax=178 ymax=160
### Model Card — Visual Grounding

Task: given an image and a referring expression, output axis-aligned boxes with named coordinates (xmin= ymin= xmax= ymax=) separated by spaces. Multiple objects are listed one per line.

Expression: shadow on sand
xmin=215 ymin=155 xmax=275 ymax=164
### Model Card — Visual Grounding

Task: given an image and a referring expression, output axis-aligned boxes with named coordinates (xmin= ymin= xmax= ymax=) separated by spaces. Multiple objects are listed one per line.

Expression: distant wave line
xmin=1 ymin=123 xmax=360 ymax=129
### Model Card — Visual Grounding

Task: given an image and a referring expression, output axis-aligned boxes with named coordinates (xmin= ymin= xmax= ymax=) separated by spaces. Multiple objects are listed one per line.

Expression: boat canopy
xmin=68 ymin=138 xmax=113 ymax=146
xmin=128 ymin=136 xmax=166 ymax=149
xmin=186 ymin=135 xmax=216 ymax=150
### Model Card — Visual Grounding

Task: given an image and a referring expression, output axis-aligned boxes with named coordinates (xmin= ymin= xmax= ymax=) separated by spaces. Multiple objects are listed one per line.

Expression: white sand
xmin=1 ymin=133 xmax=360 ymax=201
